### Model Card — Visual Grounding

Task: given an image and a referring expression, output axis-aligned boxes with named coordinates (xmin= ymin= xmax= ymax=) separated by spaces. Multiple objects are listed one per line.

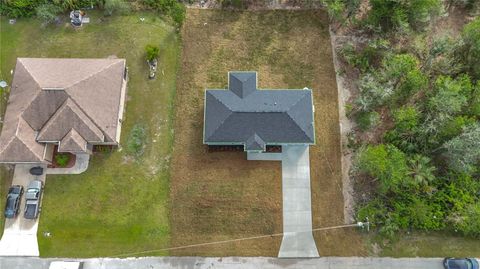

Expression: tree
xmin=356 ymin=144 xmax=410 ymax=193
xmin=443 ymin=123 xmax=480 ymax=174
xmin=428 ymin=75 xmax=470 ymax=116
xmin=35 ymin=3 xmax=62 ymax=24
xmin=407 ymin=154 xmax=436 ymax=186
xmin=461 ymin=17 xmax=480 ymax=79
xmin=368 ymin=0 xmax=442 ymax=32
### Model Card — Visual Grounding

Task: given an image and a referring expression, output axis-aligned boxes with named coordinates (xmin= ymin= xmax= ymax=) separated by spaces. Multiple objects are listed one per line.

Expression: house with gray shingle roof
xmin=203 ymin=72 xmax=315 ymax=152
xmin=0 ymin=58 xmax=127 ymax=164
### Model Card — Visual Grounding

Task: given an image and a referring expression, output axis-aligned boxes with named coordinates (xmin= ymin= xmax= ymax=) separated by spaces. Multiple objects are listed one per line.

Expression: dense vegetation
xmin=334 ymin=0 xmax=480 ymax=240
xmin=0 ymin=0 xmax=186 ymax=25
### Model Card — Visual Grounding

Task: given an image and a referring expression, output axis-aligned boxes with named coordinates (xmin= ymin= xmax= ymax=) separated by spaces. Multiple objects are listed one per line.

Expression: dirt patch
xmin=170 ymin=9 xmax=367 ymax=256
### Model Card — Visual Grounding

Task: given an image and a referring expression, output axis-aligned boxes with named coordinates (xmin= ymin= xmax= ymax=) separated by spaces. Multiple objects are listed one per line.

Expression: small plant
xmin=126 ymin=124 xmax=147 ymax=158
xmin=55 ymin=153 xmax=70 ymax=167
xmin=356 ymin=111 xmax=380 ymax=131
xmin=36 ymin=3 xmax=62 ymax=25
xmin=145 ymin=44 xmax=160 ymax=62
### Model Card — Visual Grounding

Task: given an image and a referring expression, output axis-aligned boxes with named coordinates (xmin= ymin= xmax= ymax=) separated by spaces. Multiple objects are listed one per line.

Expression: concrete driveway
xmin=247 ymin=145 xmax=319 ymax=258
xmin=0 ymin=164 xmax=46 ymax=256
xmin=278 ymin=145 xmax=318 ymax=258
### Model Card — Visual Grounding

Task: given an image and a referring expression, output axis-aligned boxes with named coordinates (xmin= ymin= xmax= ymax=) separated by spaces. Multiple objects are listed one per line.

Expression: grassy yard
xmin=379 ymin=232 xmax=480 ymax=257
xmin=0 ymin=12 xmax=179 ymax=257
xmin=170 ymin=9 xmax=366 ymax=256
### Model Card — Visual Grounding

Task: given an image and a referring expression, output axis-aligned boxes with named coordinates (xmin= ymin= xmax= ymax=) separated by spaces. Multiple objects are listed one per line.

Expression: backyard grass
xmin=0 ymin=12 xmax=179 ymax=257
xmin=170 ymin=9 xmax=367 ymax=256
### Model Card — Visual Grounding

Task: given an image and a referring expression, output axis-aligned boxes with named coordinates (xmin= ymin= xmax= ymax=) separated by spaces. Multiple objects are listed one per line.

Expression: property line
xmin=112 ymin=223 xmax=360 ymax=257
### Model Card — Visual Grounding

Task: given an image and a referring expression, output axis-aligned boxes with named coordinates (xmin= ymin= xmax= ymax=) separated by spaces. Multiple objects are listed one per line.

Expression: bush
xmin=145 ymin=44 xmax=159 ymax=62
xmin=428 ymin=75 xmax=470 ymax=116
xmin=126 ymin=124 xmax=147 ymax=158
xmin=368 ymin=0 xmax=442 ymax=32
xmin=35 ymin=3 xmax=61 ymax=24
xmin=55 ymin=153 xmax=70 ymax=167
xmin=451 ymin=202 xmax=480 ymax=238
xmin=461 ymin=17 xmax=480 ymax=79
xmin=142 ymin=0 xmax=186 ymax=26
xmin=356 ymin=144 xmax=410 ymax=193
xmin=443 ymin=122 xmax=480 ymax=174
xmin=104 ymin=0 xmax=130 ymax=16
xmin=392 ymin=106 xmax=420 ymax=132
xmin=356 ymin=111 xmax=379 ymax=131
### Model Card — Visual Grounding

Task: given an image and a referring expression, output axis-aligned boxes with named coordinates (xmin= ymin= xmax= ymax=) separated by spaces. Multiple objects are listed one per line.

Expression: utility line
xmin=112 ymin=222 xmax=367 ymax=257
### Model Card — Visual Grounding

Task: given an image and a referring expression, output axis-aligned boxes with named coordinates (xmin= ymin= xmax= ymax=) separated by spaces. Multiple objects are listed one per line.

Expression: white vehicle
xmin=49 ymin=261 xmax=83 ymax=269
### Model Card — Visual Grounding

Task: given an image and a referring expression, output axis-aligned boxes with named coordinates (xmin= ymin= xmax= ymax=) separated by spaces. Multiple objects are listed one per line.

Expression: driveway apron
xmin=0 ymin=164 xmax=46 ymax=256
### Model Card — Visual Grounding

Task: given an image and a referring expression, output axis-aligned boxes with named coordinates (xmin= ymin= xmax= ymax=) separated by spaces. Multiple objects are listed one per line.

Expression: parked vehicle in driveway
xmin=4 ymin=185 xmax=23 ymax=218
xmin=24 ymin=180 xmax=43 ymax=219
xmin=29 ymin=166 xmax=44 ymax=176
xmin=444 ymin=258 xmax=479 ymax=269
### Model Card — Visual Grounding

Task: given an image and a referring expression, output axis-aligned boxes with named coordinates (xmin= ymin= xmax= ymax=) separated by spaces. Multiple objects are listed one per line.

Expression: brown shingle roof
xmin=37 ymin=98 xmax=104 ymax=142
xmin=0 ymin=58 xmax=126 ymax=163
xmin=58 ymin=129 xmax=87 ymax=153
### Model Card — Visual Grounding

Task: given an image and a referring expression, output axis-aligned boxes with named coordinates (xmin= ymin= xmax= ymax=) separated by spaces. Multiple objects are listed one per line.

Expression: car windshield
xmin=449 ymin=260 xmax=472 ymax=269
xmin=27 ymin=188 xmax=38 ymax=192
xmin=9 ymin=187 xmax=20 ymax=194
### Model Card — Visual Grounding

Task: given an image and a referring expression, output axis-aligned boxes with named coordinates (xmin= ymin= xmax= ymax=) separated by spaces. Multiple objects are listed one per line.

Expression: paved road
xmin=0 ymin=164 xmax=45 ymax=256
xmin=0 ymin=256 xmax=450 ymax=269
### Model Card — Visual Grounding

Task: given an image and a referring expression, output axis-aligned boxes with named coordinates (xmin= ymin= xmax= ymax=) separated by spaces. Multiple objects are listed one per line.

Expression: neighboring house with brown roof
xmin=0 ymin=58 xmax=127 ymax=164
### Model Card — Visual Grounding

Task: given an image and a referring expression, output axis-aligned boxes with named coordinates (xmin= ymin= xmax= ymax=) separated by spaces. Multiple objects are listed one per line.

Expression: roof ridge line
xmin=204 ymin=93 xmax=234 ymax=141
xmin=64 ymin=60 xmax=123 ymax=90
xmin=64 ymin=96 xmax=106 ymax=141
xmin=18 ymin=59 xmax=43 ymax=89
xmin=14 ymin=135 xmax=43 ymax=161
xmin=284 ymin=92 xmax=314 ymax=142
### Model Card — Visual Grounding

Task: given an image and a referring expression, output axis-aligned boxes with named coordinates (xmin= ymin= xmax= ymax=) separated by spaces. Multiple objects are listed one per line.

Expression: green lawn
xmin=0 ymin=12 xmax=179 ymax=257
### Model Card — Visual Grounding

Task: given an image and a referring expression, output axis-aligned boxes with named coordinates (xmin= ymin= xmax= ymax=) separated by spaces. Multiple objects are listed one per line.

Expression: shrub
xmin=392 ymin=105 xmax=420 ymax=132
xmin=428 ymin=75 xmax=470 ymax=116
xmin=443 ymin=122 xmax=480 ymax=174
xmin=145 ymin=44 xmax=160 ymax=62
xmin=451 ymin=201 xmax=480 ymax=238
xmin=35 ymin=3 xmax=62 ymax=24
xmin=461 ymin=17 xmax=480 ymax=79
xmin=438 ymin=116 xmax=476 ymax=141
xmin=142 ymin=0 xmax=186 ymax=26
xmin=356 ymin=111 xmax=379 ymax=131
xmin=356 ymin=144 xmax=410 ymax=193
xmin=368 ymin=0 xmax=442 ymax=32
xmin=169 ymin=1 xmax=185 ymax=26
xmin=126 ymin=124 xmax=147 ymax=158
xmin=104 ymin=0 xmax=130 ymax=16
xmin=355 ymin=73 xmax=393 ymax=111
xmin=55 ymin=153 xmax=70 ymax=167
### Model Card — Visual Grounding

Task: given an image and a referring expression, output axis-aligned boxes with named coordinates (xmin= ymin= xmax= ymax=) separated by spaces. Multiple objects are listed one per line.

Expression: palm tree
xmin=408 ymin=154 xmax=436 ymax=186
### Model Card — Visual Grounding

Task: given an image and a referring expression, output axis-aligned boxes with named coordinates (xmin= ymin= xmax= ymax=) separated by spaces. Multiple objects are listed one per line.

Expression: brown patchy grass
xmin=170 ymin=9 xmax=367 ymax=256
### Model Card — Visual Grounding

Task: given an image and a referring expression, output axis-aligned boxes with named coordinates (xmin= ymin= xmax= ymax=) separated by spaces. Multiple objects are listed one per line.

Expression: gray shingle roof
xmin=204 ymin=72 xmax=315 ymax=151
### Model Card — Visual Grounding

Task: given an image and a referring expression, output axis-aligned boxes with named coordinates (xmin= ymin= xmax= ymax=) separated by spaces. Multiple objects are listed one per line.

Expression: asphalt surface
xmin=0 ymin=256 xmax=451 ymax=269
xmin=0 ymin=164 xmax=46 ymax=256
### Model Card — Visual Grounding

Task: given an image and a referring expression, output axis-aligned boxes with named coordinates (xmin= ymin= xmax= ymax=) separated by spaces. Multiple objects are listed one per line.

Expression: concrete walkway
xmin=0 ymin=164 xmax=46 ymax=256
xmin=247 ymin=145 xmax=319 ymax=258
xmin=0 ymin=256 xmax=452 ymax=269
xmin=46 ymin=153 xmax=90 ymax=175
